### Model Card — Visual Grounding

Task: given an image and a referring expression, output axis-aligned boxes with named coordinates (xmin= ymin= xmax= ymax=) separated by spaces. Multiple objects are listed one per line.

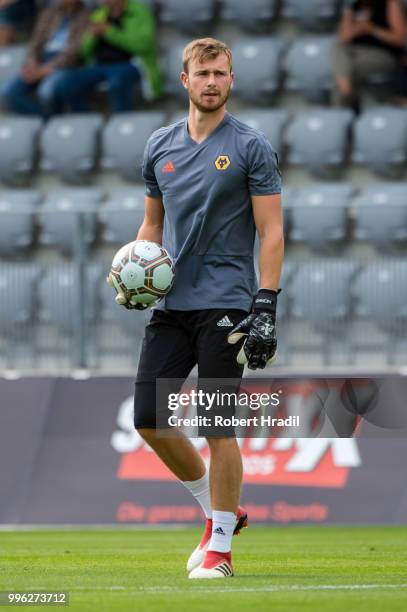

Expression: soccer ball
xmin=108 ymin=240 xmax=175 ymax=306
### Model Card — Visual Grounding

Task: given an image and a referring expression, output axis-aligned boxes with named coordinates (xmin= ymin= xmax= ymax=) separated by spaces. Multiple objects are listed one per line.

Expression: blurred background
xmin=1 ymin=0 xmax=407 ymax=527
xmin=0 ymin=0 xmax=406 ymax=373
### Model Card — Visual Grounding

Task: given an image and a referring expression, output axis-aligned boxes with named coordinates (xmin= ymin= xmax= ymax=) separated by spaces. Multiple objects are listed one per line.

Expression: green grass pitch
xmin=1 ymin=527 xmax=406 ymax=611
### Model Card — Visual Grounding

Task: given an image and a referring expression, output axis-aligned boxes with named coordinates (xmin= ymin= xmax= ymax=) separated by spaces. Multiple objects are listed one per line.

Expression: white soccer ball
xmin=109 ymin=240 xmax=175 ymax=306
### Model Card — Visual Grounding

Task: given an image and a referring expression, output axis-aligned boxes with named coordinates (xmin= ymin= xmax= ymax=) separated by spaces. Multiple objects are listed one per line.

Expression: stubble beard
xmin=188 ymin=86 xmax=232 ymax=114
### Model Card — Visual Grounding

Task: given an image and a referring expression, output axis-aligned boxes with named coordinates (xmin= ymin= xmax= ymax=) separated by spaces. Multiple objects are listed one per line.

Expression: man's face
xmin=181 ymin=54 xmax=234 ymax=113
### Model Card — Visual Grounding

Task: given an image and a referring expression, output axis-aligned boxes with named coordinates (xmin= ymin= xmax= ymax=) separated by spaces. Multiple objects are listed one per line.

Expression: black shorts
xmin=134 ymin=308 xmax=248 ymax=430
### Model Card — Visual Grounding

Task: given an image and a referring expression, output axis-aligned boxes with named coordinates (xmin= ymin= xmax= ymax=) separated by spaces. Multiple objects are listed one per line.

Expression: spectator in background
xmin=331 ymin=0 xmax=407 ymax=111
xmin=0 ymin=0 xmax=36 ymax=46
xmin=0 ymin=0 xmax=89 ymax=116
xmin=53 ymin=0 xmax=162 ymax=113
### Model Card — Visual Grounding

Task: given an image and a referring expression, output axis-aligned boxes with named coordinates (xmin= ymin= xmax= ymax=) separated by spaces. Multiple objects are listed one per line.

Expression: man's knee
xmin=37 ymin=71 xmax=69 ymax=105
xmin=136 ymin=427 xmax=157 ymax=443
xmin=0 ymin=76 xmax=23 ymax=108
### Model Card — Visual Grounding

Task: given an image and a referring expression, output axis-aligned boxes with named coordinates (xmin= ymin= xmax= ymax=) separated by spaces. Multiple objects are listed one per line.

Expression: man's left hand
xmin=227 ymin=289 xmax=279 ymax=370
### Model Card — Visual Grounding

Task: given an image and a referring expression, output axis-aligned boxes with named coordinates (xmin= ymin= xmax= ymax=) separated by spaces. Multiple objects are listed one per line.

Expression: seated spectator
xmin=0 ymin=0 xmax=36 ymax=46
xmin=331 ymin=0 xmax=407 ymax=111
xmin=53 ymin=0 xmax=162 ymax=113
xmin=0 ymin=0 xmax=89 ymax=117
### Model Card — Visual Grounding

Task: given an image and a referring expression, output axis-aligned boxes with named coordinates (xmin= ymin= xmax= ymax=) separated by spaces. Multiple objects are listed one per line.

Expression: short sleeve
xmin=142 ymin=138 xmax=162 ymax=198
xmin=247 ymin=135 xmax=282 ymax=196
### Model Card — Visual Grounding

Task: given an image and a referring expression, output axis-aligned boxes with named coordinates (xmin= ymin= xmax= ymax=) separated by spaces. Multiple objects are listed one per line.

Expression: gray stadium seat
xmin=102 ymin=112 xmax=166 ymax=182
xmin=161 ymin=38 xmax=189 ymax=99
xmin=285 ymin=36 xmax=335 ymax=102
xmin=235 ymin=109 xmax=289 ymax=158
xmin=100 ymin=187 xmax=146 ymax=244
xmin=352 ymin=107 xmax=407 ymax=177
xmin=0 ymin=45 xmax=26 ymax=88
xmin=158 ymin=0 xmax=215 ymax=34
xmin=220 ymin=0 xmax=278 ymax=33
xmin=232 ymin=37 xmax=285 ymax=104
xmin=289 ymin=259 xmax=358 ymax=363
xmin=39 ymin=188 xmax=103 ymax=255
xmin=286 ymin=108 xmax=353 ymax=177
xmin=281 ymin=0 xmax=341 ymax=30
xmin=0 ymin=190 xmax=41 ymax=255
xmin=287 ymin=183 xmax=353 ymax=249
xmin=290 ymin=260 xmax=358 ymax=324
xmin=0 ymin=117 xmax=42 ymax=186
xmin=353 ymin=262 xmax=407 ymax=361
xmin=40 ymin=114 xmax=103 ymax=184
xmin=38 ymin=264 xmax=103 ymax=335
xmin=353 ymin=184 xmax=407 ymax=248
xmin=0 ymin=264 xmax=38 ymax=334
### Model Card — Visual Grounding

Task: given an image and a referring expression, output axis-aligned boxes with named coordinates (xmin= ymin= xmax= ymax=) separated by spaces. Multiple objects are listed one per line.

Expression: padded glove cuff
xmin=253 ymin=288 xmax=281 ymax=317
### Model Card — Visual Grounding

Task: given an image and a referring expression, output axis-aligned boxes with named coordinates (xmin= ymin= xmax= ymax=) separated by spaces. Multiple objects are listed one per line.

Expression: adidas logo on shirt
xmin=213 ymin=527 xmax=226 ymax=535
xmin=162 ymin=160 xmax=176 ymax=173
xmin=217 ymin=316 xmax=233 ymax=328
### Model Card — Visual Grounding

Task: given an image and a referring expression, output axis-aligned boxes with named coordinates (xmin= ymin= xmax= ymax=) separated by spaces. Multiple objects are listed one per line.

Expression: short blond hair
xmin=182 ymin=38 xmax=233 ymax=74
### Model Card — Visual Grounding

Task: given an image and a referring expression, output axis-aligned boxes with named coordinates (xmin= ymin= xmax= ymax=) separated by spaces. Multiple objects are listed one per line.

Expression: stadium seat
xmin=0 ymin=44 xmax=26 ymax=88
xmin=0 ymin=117 xmax=42 ymax=186
xmin=352 ymin=107 xmax=407 ymax=177
xmin=100 ymin=187 xmax=146 ymax=244
xmin=161 ymin=38 xmax=189 ymax=99
xmin=285 ymin=36 xmax=335 ymax=102
xmin=287 ymin=183 xmax=352 ymax=250
xmin=286 ymin=108 xmax=353 ymax=177
xmin=158 ymin=0 xmax=215 ymax=34
xmin=353 ymin=184 xmax=407 ymax=249
xmin=37 ymin=264 xmax=103 ymax=335
xmin=290 ymin=260 xmax=358 ymax=324
xmin=232 ymin=37 xmax=285 ymax=104
xmin=39 ymin=188 xmax=103 ymax=255
xmin=40 ymin=114 xmax=103 ymax=184
xmin=235 ymin=109 xmax=289 ymax=158
xmin=353 ymin=261 xmax=407 ymax=362
xmin=289 ymin=259 xmax=358 ymax=362
xmin=281 ymin=0 xmax=341 ymax=30
xmin=0 ymin=264 xmax=38 ymax=334
xmin=220 ymin=0 xmax=278 ymax=33
xmin=0 ymin=189 xmax=41 ymax=256
xmin=101 ymin=112 xmax=166 ymax=182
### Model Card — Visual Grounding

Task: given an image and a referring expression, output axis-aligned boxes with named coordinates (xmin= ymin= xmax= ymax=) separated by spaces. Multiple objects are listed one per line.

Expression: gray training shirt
xmin=142 ymin=112 xmax=282 ymax=311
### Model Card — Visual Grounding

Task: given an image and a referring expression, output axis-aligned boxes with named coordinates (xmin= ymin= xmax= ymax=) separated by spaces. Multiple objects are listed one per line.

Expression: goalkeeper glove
xmin=106 ymin=273 xmax=148 ymax=310
xmin=227 ymin=288 xmax=280 ymax=370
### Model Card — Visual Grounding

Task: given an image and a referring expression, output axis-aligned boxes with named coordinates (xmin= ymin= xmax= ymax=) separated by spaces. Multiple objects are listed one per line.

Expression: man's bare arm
xmin=136 ymin=196 xmax=164 ymax=243
xmin=251 ymin=193 xmax=284 ymax=291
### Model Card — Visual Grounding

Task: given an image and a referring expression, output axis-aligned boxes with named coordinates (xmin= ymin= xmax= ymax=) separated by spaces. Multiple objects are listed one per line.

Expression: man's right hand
xmin=106 ymin=274 xmax=148 ymax=310
xmin=21 ymin=62 xmax=53 ymax=84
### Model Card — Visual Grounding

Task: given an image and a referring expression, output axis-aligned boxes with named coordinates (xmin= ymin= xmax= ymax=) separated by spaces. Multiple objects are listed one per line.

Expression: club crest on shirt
xmin=215 ymin=155 xmax=231 ymax=171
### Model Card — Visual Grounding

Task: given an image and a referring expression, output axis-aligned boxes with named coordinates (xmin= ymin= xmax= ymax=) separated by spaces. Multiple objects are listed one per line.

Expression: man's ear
xmin=180 ymin=71 xmax=189 ymax=89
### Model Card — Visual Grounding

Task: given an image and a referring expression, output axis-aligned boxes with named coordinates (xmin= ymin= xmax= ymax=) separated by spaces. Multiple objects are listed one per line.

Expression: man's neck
xmin=187 ymin=105 xmax=226 ymax=144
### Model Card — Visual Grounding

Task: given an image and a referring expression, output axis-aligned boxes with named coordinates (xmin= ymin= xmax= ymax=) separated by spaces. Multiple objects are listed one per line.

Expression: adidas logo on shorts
xmin=217 ymin=316 xmax=233 ymax=328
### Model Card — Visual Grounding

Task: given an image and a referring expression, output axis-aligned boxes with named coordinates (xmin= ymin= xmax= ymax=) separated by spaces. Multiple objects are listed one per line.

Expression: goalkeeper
xmin=119 ymin=38 xmax=283 ymax=579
